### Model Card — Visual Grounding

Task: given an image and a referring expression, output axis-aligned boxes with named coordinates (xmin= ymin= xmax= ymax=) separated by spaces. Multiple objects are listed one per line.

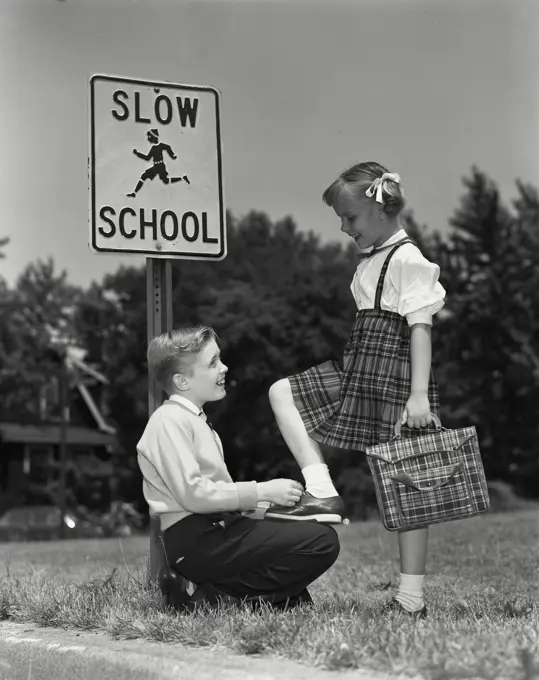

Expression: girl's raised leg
xmin=268 ymin=379 xmax=326 ymax=470
xmin=269 ymin=379 xmax=338 ymax=497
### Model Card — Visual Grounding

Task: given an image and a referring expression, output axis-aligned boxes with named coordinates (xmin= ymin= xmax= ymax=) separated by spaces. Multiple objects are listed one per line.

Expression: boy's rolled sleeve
xmin=236 ymin=481 xmax=259 ymax=510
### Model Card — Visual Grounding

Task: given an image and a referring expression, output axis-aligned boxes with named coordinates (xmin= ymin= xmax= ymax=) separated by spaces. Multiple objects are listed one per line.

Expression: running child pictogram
xmin=127 ymin=128 xmax=190 ymax=197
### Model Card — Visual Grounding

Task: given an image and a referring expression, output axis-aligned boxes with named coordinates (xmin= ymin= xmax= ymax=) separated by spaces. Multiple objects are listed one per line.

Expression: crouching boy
xmin=137 ymin=326 xmax=340 ymax=610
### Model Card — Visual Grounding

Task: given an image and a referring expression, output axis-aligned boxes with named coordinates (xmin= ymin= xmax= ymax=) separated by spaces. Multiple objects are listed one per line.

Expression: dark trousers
xmin=163 ymin=512 xmax=340 ymax=605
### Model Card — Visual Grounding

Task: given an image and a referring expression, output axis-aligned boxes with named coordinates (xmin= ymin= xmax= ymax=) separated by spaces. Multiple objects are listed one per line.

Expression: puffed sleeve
xmin=389 ymin=245 xmax=446 ymax=326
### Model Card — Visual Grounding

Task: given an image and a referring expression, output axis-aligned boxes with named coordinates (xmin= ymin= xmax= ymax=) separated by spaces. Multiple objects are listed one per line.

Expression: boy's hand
xmin=257 ymin=479 xmax=304 ymax=506
xmin=402 ymin=392 xmax=432 ymax=429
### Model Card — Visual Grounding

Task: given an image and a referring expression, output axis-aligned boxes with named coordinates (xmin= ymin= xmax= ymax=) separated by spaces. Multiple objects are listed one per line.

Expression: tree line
xmin=1 ymin=167 xmax=538 ymax=519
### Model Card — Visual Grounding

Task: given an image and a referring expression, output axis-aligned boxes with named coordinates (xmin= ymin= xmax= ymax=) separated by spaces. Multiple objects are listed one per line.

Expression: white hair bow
xmin=365 ymin=172 xmax=401 ymax=204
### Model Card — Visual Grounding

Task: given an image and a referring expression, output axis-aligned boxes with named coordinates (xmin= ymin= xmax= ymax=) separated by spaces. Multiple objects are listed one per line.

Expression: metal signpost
xmin=89 ymin=74 xmax=225 ymax=587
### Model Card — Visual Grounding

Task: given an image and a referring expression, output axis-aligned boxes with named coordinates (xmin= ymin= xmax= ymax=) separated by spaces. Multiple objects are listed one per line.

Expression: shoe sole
xmin=264 ymin=512 xmax=343 ymax=524
xmin=398 ymin=609 xmax=427 ymax=619
xmin=387 ymin=601 xmax=428 ymax=619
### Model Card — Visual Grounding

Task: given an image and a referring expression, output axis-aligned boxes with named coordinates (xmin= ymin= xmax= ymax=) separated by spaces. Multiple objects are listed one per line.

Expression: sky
xmin=0 ymin=0 xmax=538 ymax=288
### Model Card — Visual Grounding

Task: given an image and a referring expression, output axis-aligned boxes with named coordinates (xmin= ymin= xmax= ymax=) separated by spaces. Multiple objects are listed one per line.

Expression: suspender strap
xmin=373 ymin=239 xmax=414 ymax=309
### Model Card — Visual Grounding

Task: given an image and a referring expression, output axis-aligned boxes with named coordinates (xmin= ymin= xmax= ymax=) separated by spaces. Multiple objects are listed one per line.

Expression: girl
xmin=265 ymin=161 xmax=446 ymax=617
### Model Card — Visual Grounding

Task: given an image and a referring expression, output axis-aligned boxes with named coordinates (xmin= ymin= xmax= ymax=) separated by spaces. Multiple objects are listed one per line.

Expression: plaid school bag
xmin=365 ymin=415 xmax=490 ymax=531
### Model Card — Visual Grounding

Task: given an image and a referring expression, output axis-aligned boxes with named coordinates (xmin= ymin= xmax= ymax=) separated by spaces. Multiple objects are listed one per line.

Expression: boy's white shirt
xmin=352 ymin=229 xmax=446 ymax=326
xmin=137 ymin=393 xmax=258 ymax=532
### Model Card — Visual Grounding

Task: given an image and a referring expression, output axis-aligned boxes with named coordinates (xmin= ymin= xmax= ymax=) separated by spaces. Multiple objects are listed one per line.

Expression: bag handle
xmin=394 ymin=413 xmax=443 ymax=439
xmin=367 ymin=434 xmax=476 ymax=464
xmin=390 ymin=463 xmax=463 ymax=492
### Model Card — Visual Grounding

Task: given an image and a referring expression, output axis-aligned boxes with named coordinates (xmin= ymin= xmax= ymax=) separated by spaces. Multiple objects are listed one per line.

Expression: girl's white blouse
xmin=351 ymin=230 xmax=446 ymax=326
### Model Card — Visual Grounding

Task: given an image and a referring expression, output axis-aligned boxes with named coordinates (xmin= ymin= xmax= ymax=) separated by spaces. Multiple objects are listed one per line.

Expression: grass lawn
xmin=1 ymin=508 xmax=538 ymax=679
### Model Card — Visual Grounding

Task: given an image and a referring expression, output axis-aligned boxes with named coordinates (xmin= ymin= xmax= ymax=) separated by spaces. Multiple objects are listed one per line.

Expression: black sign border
xmin=89 ymin=74 xmax=226 ymax=260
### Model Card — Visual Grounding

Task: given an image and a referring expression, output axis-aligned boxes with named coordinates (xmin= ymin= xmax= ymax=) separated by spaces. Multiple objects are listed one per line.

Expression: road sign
xmin=89 ymin=75 xmax=226 ymax=260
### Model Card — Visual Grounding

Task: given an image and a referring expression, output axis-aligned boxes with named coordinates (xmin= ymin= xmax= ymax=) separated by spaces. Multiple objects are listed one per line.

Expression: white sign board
xmin=89 ymin=75 xmax=226 ymax=259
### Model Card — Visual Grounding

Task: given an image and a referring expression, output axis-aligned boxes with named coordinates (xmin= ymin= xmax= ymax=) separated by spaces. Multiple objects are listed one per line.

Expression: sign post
xmin=146 ymin=257 xmax=173 ymax=586
xmin=89 ymin=74 xmax=225 ymax=589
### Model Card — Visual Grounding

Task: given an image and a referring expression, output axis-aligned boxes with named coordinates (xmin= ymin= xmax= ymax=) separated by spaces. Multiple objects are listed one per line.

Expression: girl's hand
xmin=401 ymin=392 xmax=432 ymax=429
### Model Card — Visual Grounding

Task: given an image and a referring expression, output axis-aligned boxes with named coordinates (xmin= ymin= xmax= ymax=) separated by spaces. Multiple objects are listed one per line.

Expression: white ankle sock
xmin=302 ymin=463 xmax=338 ymax=498
xmin=395 ymin=573 xmax=425 ymax=612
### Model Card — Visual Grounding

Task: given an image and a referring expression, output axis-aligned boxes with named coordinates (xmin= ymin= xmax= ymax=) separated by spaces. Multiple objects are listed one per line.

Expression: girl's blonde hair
xmin=322 ymin=161 xmax=405 ymax=217
xmin=147 ymin=325 xmax=219 ymax=394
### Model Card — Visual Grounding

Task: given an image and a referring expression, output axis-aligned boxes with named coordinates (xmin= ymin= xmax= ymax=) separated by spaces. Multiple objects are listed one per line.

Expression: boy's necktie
xmin=200 ymin=411 xmax=223 ymax=458
xmin=199 ymin=411 xmax=214 ymax=431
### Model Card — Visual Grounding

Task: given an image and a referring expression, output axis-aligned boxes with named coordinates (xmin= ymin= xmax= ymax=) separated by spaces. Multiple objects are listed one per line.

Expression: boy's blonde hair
xmin=322 ymin=161 xmax=405 ymax=217
xmin=147 ymin=326 xmax=219 ymax=394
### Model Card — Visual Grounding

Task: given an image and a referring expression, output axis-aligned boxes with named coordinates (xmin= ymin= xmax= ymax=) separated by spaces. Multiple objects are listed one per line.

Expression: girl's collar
xmin=375 ymin=228 xmax=407 ymax=249
xmin=357 ymin=229 xmax=408 ymax=259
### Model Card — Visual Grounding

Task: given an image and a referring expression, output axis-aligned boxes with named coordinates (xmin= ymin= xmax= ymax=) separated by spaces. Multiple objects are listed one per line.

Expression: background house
xmin=0 ymin=348 xmax=117 ymax=515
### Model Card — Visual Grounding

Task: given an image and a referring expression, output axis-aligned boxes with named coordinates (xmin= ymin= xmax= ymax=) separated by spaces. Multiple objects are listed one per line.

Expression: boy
xmin=137 ymin=326 xmax=340 ymax=611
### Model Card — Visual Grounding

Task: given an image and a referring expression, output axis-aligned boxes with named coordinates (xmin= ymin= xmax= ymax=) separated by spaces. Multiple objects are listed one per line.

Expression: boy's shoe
xmin=159 ymin=567 xmax=239 ymax=612
xmin=158 ymin=566 xmax=191 ymax=610
xmin=264 ymin=491 xmax=345 ymax=524
xmin=276 ymin=588 xmax=314 ymax=611
xmin=186 ymin=584 xmax=239 ymax=611
xmin=384 ymin=598 xmax=428 ymax=619
xmin=247 ymin=588 xmax=314 ymax=613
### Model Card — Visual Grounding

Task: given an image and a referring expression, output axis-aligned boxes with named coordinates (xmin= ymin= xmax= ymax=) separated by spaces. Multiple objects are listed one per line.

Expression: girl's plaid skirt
xmin=288 ymin=309 xmax=440 ymax=451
